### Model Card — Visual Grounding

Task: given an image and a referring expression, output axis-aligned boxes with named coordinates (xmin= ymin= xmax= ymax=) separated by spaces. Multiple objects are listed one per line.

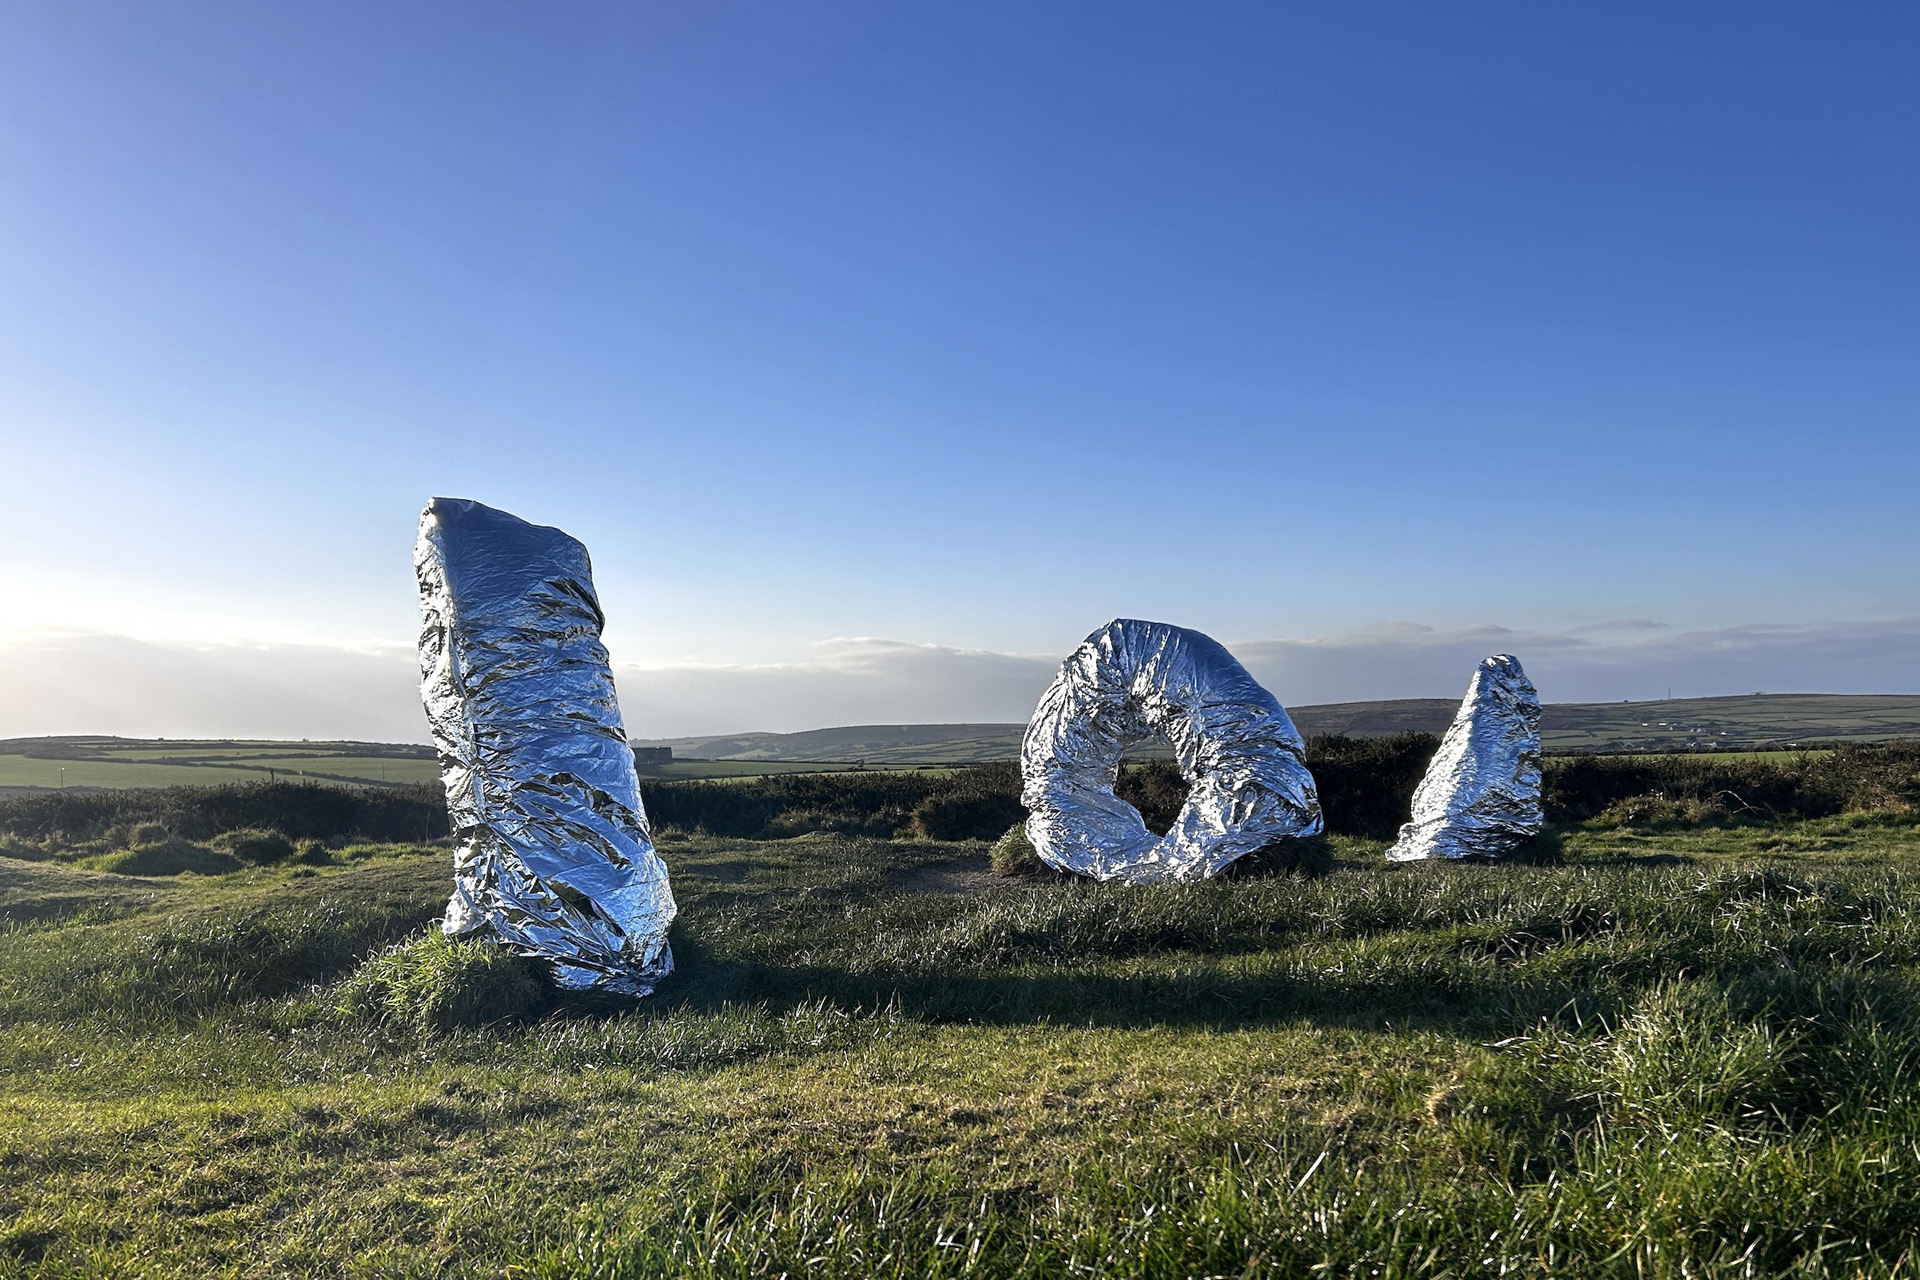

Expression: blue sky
xmin=0 ymin=2 xmax=1915 ymax=737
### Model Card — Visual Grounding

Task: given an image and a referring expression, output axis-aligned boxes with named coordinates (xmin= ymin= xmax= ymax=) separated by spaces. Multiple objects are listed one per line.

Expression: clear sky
xmin=1 ymin=2 xmax=1915 ymax=739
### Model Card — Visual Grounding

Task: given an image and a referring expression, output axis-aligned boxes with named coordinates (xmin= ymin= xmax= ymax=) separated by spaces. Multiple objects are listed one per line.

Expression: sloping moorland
xmin=2 ymin=744 xmax=1920 ymax=1276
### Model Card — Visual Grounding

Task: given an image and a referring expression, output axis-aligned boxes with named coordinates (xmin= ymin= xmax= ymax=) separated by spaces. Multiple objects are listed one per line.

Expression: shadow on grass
xmin=1505 ymin=829 xmax=1566 ymax=865
xmin=1575 ymin=852 xmax=1692 ymax=868
xmin=524 ymin=832 xmax=1734 ymax=1035
xmin=617 ymin=934 xmax=1614 ymax=1035
xmin=1474 ymin=827 xmax=1693 ymax=869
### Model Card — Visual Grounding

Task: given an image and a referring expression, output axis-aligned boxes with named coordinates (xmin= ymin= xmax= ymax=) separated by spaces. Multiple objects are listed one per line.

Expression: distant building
xmin=632 ymin=746 xmax=673 ymax=765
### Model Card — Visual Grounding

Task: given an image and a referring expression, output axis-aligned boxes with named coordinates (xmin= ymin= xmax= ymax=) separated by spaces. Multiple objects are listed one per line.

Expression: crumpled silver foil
xmin=1387 ymin=654 xmax=1542 ymax=862
xmin=415 ymin=497 xmax=676 ymax=995
xmin=1021 ymin=619 xmax=1323 ymax=883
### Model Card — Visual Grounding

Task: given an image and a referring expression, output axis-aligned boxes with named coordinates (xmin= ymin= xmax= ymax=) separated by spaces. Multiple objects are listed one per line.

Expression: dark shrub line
xmin=638 ymin=762 xmax=1025 ymax=841
xmin=0 ymin=781 xmax=448 ymax=844
xmin=642 ymin=737 xmax=1448 ymax=841
xmin=1 ymin=741 xmax=1913 ymax=847
xmin=1544 ymin=743 xmax=1920 ymax=820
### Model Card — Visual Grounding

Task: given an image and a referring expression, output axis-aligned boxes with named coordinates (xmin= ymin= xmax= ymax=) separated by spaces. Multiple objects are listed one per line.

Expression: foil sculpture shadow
xmin=416 ymin=497 xmax=676 ymax=996
xmin=1387 ymin=654 xmax=1543 ymax=862
xmin=1021 ymin=619 xmax=1323 ymax=883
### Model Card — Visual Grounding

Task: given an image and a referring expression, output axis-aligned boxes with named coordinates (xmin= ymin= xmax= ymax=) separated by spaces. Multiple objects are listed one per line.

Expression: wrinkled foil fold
xmin=1387 ymin=654 xmax=1543 ymax=862
xmin=416 ymin=497 xmax=676 ymax=995
xmin=1021 ymin=619 xmax=1323 ymax=883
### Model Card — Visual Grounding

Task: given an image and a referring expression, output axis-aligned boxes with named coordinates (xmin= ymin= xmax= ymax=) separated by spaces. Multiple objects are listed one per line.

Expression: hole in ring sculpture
xmin=1021 ymin=619 xmax=1324 ymax=883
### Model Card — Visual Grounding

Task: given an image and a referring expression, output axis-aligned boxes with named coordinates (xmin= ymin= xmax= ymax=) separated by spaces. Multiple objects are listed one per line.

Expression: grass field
xmin=0 ymin=739 xmax=895 ymax=792
xmin=0 ymin=757 xmax=291 ymax=789
xmin=1540 ymin=693 xmax=1920 ymax=752
xmin=0 ymin=755 xmax=448 ymax=790
xmin=634 ymin=760 xmax=916 ymax=781
xmin=1618 ymin=749 xmax=1833 ymax=763
xmin=0 ymin=738 xmax=444 ymax=792
xmin=630 ymin=724 xmax=1034 ymax=766
xmin=7 ymin=802 xmax=1920 ymax=1275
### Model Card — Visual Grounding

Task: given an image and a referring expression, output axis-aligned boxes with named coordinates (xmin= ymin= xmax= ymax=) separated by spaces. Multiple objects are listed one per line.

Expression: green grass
xmin=90 ymin=746 xmax=414 ymax=761
xmin=0 ymin=757 xmax=301 ymax=789
xmin=7 ymin=813 xmax=1920 ymax=1275
xmin=1541 ymin=693 xmax=1920 ymax=752
xmin=0 ymin=737 xmax=444 ymax=791
xmin=0 ymin=738 xmax=918 ymax=790
xmin=74 ymin=840 xmax=245 ymax=876
xmin=207 ymin=755 xmax=442 ymax=783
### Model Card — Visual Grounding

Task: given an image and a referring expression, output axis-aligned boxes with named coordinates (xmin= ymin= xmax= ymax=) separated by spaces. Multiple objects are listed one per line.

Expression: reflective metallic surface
xmin=1021 ymin=619 xmax=1323 ymax=883
xmin=416 ymin=498 xmax=676 ymax=995
xmin=1387 ymin=654 xmax=1542 ymax=862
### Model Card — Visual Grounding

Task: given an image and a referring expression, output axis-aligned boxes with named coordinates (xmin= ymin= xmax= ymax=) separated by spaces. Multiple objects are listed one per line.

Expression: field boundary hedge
xmin=1 ymin=741 xmax=1914 ymax=847
xmin=0 ymin=781 xmax=448 ymax=844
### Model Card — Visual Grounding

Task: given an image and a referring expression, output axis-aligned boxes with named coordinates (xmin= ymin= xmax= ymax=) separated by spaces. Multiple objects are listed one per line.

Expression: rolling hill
xmin=634 ymin=693 xmax=1920 ymax=762
xmin=5 ymin=693 xmax=1916 ymax=793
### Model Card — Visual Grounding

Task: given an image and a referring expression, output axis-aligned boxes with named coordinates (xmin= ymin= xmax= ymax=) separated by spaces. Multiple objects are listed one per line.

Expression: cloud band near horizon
xmin=0 ymin=619 xmax=1915 ymax=743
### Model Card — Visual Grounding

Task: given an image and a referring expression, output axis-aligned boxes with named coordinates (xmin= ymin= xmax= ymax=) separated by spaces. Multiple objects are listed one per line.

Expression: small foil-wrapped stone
xmin=1387 ymin=654 xmax=1543 ymax=862
xmin=1021 ymin=619 xmax=1323 ymax=883
xmin=416 ymin=497 xmax=676 ymax=995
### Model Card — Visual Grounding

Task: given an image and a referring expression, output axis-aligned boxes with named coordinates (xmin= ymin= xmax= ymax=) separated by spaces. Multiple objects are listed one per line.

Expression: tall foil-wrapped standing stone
xmin=1387 ymin=654 xmax=1542 ymax=862
xmin=1021 ymin=619 xmax=1323 ymax=883
xmin=415 ymin=497 xmax=675 ymax=995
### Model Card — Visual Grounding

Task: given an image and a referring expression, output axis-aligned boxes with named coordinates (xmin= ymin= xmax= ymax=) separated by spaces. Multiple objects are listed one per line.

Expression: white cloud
xmin=0 ymin=633 xmax=425 ymax=741
xmin=2 ymin=619 xmax=1916 ymax=742
xmin=1232 ymin=619 xmax=1920 ymax=706
xmin=615 ymin=638 xmax=1061 ymax=736
xmin=1524 ymin=619 xmax=1920 ymax=702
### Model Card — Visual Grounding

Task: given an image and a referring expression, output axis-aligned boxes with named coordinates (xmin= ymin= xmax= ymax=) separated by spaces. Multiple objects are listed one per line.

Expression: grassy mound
xmin=294 ymin=837 xmax=335 ymax=865
xmin=211 ymin=827 xmax=298 ymax=864
xmin=77 ymin=838 xmax=243 ymax=877
xmin=336 ymin=931 xmax=555 ymax=1032
xmin=988 ymin=822 xmax=1041 ymax=875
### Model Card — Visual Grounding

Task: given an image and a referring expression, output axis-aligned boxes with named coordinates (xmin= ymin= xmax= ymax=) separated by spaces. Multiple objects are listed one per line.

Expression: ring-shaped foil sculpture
xmin=1021 ymin=619 xmax=1323 ymax=883
xmin=417 ymin=497 xmax=676 ymax=996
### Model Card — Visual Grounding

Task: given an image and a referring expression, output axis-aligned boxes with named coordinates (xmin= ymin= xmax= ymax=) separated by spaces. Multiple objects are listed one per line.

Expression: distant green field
xmin=9 ymin=693 xmax=1918 ymax=794
xmin=1540 ymin=693 xmax=1920 ymax=751
xmin=88 ymin=746 xmax=356 ymax=760
xmin=0 ymin=758 xmax=288 ymax=789
xmin=635 ymin=694 xmax=1920 ymax=762
xmin=639 ymin=763 xmax=959 ymax=788
xmin=0 ymin=737 xmax=442 ymax=792
xmin=635 ymin=759 xmax=864 ymax=780
xmin=1618 ymin=749 xmax=1834 ymax=763
xmin=0 ymin=737 xmax=926 ymax=792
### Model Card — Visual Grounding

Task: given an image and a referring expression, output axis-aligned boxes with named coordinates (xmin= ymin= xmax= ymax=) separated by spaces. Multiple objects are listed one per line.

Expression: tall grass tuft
xmin=76 ymin=839 xmax=242 ymax=877
xmin=336 ymin=931 xmax=555 ymax=1033
xmin=988 ymin=823 xmax=1041 ymax=876
xmin=2 ymin=893 xmax=434 ymax=1023
xmin=211 ymin=827 xmax=297 ymax=864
